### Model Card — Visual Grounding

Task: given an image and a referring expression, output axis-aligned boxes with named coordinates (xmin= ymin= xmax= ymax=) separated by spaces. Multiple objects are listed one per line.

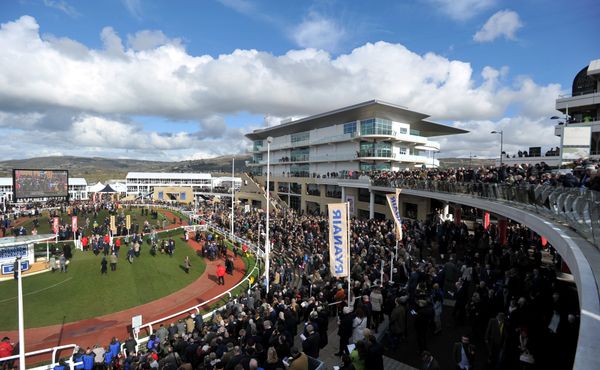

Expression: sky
xmin=0 ymin=0 xmax=598 ymax=161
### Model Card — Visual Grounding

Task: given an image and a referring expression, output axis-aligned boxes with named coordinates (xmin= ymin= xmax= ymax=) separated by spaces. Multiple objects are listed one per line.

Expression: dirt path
xmin=2 ymin=228 xmax=249 ymax=356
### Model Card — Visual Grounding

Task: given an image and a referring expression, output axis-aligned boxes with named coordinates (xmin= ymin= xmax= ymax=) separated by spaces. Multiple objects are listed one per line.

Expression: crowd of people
xmin=0 ymin=160 xmax=591 ymax=370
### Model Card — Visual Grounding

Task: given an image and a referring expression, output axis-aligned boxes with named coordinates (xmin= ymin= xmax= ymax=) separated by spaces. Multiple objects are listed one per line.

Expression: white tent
xmin=87 ymin=182 xmax=105 ymax=193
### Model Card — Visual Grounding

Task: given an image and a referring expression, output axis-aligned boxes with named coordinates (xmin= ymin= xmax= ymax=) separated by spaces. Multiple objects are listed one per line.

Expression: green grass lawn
xmin=0 ymin=228 xmax=206 ymax=330
xmin=17 ymin=207 xmax=169 ymax=235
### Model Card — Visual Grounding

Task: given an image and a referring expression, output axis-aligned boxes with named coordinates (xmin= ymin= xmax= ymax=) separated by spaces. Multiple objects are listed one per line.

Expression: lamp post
xmin=16 ymin=257 xmax=25 ymax=370
xmin=265 ymin=136 xmax=273 ymax=294
xmin=469 ymin=153 xmax=477 ymax=168
xmin=230 ymin=157 xmax=235 ymax=237
xmin=491 ymin=131 xmax=504 ymax=167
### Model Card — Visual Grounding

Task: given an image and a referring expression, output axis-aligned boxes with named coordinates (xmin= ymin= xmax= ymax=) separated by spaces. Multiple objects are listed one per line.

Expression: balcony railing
xmin=373 ymin=178 xmax=600 ymax=246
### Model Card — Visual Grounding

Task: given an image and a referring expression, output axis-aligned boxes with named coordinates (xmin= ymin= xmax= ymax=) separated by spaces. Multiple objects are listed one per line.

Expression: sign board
xmin=244 ymin=204 xmax=250 ymax=213
xmin=1 ymin=260 xmax=30 ymax=275
xmin=53 ymin=217 xmax=60 ymax=234
xmin=72 ymin=216 xmax=78 ymax=233
xmin=132 ymin=315 xmax=143 ymax=333
xmin=126 ymin=215 xmax=131 ymax=230
xmin=562 ymin=126 xmax=592 ymax=160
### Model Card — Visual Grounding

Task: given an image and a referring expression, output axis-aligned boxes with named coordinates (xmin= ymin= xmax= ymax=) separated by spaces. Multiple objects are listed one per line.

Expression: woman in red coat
xmin=216 ymin=264 xmax=226 ymax=285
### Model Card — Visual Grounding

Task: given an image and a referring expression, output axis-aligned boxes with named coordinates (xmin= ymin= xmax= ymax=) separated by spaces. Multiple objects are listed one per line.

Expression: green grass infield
xmin=0 ymin=228 xmax=207 ymax=330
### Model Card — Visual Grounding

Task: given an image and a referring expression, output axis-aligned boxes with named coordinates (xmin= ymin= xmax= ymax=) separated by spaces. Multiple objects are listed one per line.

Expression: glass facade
xmin=360 ymin=141 xmax=392 ymax=157
xmin=410 ymin=129 xmax=421 ymax=136
xmin=360 ymin=118 xmax=392 ymax=136
xmin=289 ymin=195 xmax=301 ymax=211
xmin=290 ymin=164 xmax=309 ymax=177
xmin=306 ymin=183 xmax=320 ymax=196
xmin=253 ymin=140 xmax=263 ymax=151
xmin=291 ymin=148 xmax=309 ymax=162
xmin=291 ymin=131 xmax=310 ymax=144
xmin=344 ymin=121 xmax=357 ymax=135
xmin=359 ymin=162 xmax=391 ymax=171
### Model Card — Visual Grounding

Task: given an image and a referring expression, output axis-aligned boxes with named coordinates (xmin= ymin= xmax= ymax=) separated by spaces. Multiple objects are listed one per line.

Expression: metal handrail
xmin=133 ymin=211 xmax=261 ymax=351
xmin=0 ymin=344 xmax=81 ymax=370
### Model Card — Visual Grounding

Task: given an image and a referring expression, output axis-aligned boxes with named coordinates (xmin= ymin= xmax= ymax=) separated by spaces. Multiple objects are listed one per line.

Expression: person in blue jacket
xmin=81 ymin=348 xmax=95 ymax=370
xmin=72 ymin=348 xmax=85 ymax=370
xmin=109 ymin=337 xmax=121 ymax=359
xmin=103 ymin=347 xmax=114 ymax=368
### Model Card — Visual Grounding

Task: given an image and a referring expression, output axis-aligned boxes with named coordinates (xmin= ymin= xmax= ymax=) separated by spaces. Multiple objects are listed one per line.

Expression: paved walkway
xmin=318 ymin=315 xmax=418 ymax=370
xmin=3 ymin=213 xmax=249 ymax=355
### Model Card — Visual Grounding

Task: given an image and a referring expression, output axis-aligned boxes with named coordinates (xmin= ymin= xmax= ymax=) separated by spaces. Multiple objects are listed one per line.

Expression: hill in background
xmin=0 ymin=155 xmax=494 ymax=182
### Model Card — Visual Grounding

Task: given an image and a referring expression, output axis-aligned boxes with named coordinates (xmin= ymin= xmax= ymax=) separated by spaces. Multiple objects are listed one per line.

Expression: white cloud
xmin=428 ymin=0 xmax=496 ymax=21
xmin=0 ymin=15 xmax=563 ymax=160
xmin=474 ymin=10 xmax=523 ymax=42
xmin=127 ymin=30 xmax=178 ymax=51
xmin=437 ymin=116 xmax=560 ymax=159
xmin=43 ymin=0 xmax=80 ymax=18
xmin=291 ymin=12 xmax=346 ymax=52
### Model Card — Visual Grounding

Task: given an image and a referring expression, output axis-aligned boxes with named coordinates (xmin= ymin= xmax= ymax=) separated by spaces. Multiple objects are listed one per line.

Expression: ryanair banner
xmin=110 ymin=215 xmax=116 ymax=233
xmin=386 ymin=191 xmax=403 ymax=239
xmin=328 ymin=203 xmax=349 ymax=278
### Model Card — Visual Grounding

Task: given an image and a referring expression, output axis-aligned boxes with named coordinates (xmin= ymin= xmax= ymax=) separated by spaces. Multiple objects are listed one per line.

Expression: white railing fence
xmin=0 ymin=344 xmax=81 ymax=370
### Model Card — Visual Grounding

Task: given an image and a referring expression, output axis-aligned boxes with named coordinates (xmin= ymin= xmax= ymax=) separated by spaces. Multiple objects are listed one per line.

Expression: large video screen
xmin=13 ymin=169 xmax=69 ymax=199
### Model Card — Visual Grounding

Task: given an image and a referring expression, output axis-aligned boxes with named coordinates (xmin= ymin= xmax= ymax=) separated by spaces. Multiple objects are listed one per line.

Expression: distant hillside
xmin=0 ymin=155 xmax=495 ymax=183
xmin=0 ymin=155 xmax=250 ymax=183
xmin=439 ymin=157 xmax=495 ymax=168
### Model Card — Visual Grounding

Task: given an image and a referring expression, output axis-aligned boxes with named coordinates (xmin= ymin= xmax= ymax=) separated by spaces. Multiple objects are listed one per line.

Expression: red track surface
xmin=2 ymin=210 xmax=248 ymax=354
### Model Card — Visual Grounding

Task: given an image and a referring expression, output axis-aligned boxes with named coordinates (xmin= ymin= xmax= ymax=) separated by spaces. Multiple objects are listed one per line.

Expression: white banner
xmin=328 ymin=203 xmax=349 ymax=278
xmin=386 ymin=191 xmax=403 ymax=239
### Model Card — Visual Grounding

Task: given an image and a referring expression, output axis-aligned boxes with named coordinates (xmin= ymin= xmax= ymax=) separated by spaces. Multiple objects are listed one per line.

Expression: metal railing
xmin=0 ymin=344 xmax=81 ymax=370
xmin=374 ymin=179 xmax=600 ymax=246
xmin=131 ymin=210 xmax=262 ymax=352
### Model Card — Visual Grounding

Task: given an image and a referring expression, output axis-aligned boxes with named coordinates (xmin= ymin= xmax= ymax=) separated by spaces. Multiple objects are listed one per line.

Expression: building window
xmin=358 ymin=188 xmax=370 ymax=202
xmin=278 ymin=182 xmax=290 ymax=193
xmin=253 ymin=140 xmax=263 ymax=151
xmin=289 ymin=195 xmax=301 ymax=211
xmin=326 ymin=185 xmax=342 ymax=198
xmin=306 ymin=184 xmax=320 ymax=196
xmin=344 ymin=121 xmax=357 ymax=135
xmin=410 ymin=129 xmax=421 ymax=136
xmin=290 ymin=164 xmax=309 ymax=177
xmin=360 ymin=141 xmax=392 ymax=157
xmin=291 ymin=132 xmax=310 ymax=144
xmin=291 ymin=148 xmax=309 ymax=162
xmin=359 ymin=162 xmax=391 ymax=171
xmin=398 ymin=127 xmax=408 ymax=134
xmin=360 ymin=118 xmax=392 ymax=136
xmin=290 ymin=183 xmax=301 ymax=194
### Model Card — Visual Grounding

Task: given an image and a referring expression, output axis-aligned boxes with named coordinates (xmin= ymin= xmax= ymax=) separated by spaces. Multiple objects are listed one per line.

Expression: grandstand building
xmin=555 ymin=58 xmax=600 ymax=159
xmin=238 ymin=100 xmax=468 ymax=219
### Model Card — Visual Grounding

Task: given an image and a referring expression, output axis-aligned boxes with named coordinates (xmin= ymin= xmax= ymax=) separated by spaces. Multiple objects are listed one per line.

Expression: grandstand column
xmin=341 ymin=186 xmax=346 ymax=203
xmin=369 ymin=190 xmax=375 ymax=219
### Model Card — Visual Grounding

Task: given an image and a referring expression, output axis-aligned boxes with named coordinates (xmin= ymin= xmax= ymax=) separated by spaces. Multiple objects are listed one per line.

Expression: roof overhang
xmin=245 ymin=100 xmax=468 ymax=140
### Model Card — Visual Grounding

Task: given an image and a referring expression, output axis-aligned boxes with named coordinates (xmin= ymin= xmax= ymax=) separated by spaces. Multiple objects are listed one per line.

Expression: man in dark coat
xmin=335 ymin=307 xmax=354 ymax=356
xmin=301 ymin=324 xmax=320 ymax=359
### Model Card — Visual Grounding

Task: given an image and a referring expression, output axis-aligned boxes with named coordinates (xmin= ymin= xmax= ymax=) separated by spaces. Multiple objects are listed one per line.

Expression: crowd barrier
xmin=0 ymin=344 xmax=81 ymax=370
xmin=374 ymin=179 xmax=600 ymax=247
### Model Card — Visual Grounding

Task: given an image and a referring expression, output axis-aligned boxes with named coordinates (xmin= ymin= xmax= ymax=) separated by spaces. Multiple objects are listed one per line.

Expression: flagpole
xmin=347 ymin=201 xmax=351 ymax=308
